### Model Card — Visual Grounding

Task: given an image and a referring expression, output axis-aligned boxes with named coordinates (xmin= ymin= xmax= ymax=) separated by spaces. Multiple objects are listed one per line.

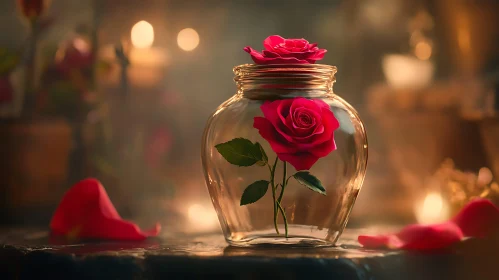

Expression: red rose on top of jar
xmin=244 ymin=35 xmax=327 ymax=64
xmin=253 ymin=97 xmax=340 ymax=170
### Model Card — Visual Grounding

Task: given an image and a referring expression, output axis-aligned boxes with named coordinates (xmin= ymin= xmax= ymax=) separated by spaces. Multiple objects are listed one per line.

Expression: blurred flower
xmin=17 ymin=0 xmax=50 ymax=20
xmin=55 ymin=36 xmax=94 ymax=72
xmin=0 ymin=76 xmax=13 ymax=105
xmin=145 ymin=127 xmax=172 ymax=170
xmin=244 ymin=35 xmax=327 ymax=64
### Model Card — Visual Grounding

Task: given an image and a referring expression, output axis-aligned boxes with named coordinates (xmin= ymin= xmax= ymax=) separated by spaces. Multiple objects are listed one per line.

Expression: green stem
xmin=278 ymin=161 xmax=289 ymax=237
xmin=278 ymin=161 xmax=287 ymax=202
xmin=269 ymin=158 xmax=279 ymax=235
xmin=277 ymin=201 xmax=288 ymax=238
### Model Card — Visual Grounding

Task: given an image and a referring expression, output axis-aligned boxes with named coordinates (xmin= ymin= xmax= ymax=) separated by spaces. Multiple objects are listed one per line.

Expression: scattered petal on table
xmin=50 ymin=178 xmax=160 ymax=241
xmin=359 ymin=222 xmax=463 ymax=251
xmin=359 ymin=199 xmax=499 ymax=251
xmin=452 ymin=199 xmax=499 ymax=238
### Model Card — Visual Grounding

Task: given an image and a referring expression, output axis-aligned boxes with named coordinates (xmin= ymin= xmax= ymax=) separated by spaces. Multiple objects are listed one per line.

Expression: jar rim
xmin=233 ymin=64 xmax=337 ymax=99
xmin=233 ymin=63 xmax=337 ymax=75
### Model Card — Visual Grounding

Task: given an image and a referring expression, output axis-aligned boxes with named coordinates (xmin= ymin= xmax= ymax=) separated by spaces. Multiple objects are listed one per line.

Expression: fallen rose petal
xmin=359 ymin=199 xmax=499 ymax=251
xmin=50 ymin=178 xmax=160 ymax=241
xmin=358 ymin=234 xmax=402 ymax=249
xmin=358 ymin=222 xmax=463 ymax=251
xmin=396 ymin=222 xmax=463 ymax=250
xmin=452 ymin=199 xmax=499 ymax=238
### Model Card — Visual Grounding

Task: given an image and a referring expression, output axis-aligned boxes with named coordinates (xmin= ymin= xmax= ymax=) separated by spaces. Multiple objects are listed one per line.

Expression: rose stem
xmin=269 ymin=157 xmax=279 ymax=235
xmin=278 ymin=161 xmax=288 ymax=238
xmin=277 ymin=201 xmax=288 ymax=238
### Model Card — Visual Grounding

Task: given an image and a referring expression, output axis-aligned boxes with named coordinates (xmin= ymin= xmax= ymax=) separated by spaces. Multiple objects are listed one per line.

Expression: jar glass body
xmin=202 ymin=64 xmax=368 ymax=247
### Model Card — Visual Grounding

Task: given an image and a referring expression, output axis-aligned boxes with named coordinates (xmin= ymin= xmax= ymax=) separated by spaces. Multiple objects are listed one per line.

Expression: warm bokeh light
xmin=187 ymin=203 xmax=218 ymax=232
xmin=416 ymin=192 xmax=449 ymax=224
xmin=177 ymin=28 xmax=199 ymax=51
xmin=131 ymin=20 xmax=154 ymax=49
xmin=382 ymin=54 xmax=434 ymax=89
xmin=414 ymin=41 xmax=432 ymax=60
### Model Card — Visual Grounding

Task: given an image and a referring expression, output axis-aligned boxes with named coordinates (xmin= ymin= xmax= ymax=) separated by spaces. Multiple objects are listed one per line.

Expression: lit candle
xmin=415 ymin=192 xmax=450 ymax=224
xmin=99 ymin=20 xmax=169 ymax=89
xmin=382 ymin=54 xmax=434 ymax=90
xmin=186 ymin=203 xmax=219 ymax=233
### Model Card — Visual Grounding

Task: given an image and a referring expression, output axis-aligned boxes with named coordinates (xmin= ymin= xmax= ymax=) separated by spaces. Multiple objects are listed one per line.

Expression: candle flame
xmin=416 ymin=192 xmax=448 ymax=224
xmin=131 ymin=20 xmax=154 ymax=49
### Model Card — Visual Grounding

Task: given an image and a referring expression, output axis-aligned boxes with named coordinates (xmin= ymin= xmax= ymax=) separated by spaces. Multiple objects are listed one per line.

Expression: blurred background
xmin=0 ymin=0 xmax=498 ymax=234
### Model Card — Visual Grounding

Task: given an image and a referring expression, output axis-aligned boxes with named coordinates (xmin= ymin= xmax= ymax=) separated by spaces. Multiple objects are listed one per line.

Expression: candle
xmin=99 ymin=20 xmax=169 ymax=89
xmin=382 ymin=54 xmax=434 ymax=90
xmin=415 ymin=192 xmax=450 ymax=224
xmin=187 ymin=203 xmax=219 ymax=233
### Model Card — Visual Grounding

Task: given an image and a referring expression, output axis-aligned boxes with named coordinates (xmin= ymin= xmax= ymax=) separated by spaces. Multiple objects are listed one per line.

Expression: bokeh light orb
xmin=131 ymin=20 xmax=154 ymax=49
xmin=177 ymin=28 xmax=199 ymax=51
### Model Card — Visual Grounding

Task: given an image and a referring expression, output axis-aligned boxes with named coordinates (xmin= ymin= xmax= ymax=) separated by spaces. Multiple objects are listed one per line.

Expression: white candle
xmin=382 ymin=54 xmax=434 ymax=90
xmin=98 ymin=20 xmax=169 ymax=89
xmin=415 ymin=192 xmax=450 ymax=224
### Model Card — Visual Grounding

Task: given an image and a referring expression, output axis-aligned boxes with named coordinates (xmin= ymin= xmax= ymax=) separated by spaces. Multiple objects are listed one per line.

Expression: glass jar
xmin=202 ymin=64 xmax=368 ymax=247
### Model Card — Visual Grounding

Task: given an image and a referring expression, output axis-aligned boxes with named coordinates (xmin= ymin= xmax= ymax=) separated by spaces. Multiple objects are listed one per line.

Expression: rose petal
xmin=262 ymin=100 xmax=295 ymax=142
xmin=245 ymin=36 xmax=326 ymax=64
xmin=50 ymin=178 xmax=161 ymax=241
xmin=311 ymin=109 xmax=340 ymax=143
xmin=253 ymin=117 xmax=297 ymax=154
xmin=293 ymin=108 xmax=316 ymax=128
xmin=263 ymin=35 xmax=285 ymax=51
xmin=396 ymin=222 xmax=463 ymax=250
xmin=359 ymin=222 xmax=463 ymax=251
xmin=262 ymin=50 xmax=282 ymax=58
xmin=308 ymin=136 xmax=337 ymax=157
xmin=243 ymin=46 xmax=310 ymax=64
xmin=313 ymin=99 xmax=331 ymax=110
xmin=452 ymin=199 xmax=499 ymax=238
xmin=359 ymin=199 xmax=499 ymax=251
xmin=305 ymin=49 xmax=328 ymax=62
xmin=262 ymin=56 xmax=310 ymax=64
xmin=288 ymin=98 xmax=323 ymax=137
xmin=278 ymin=152 xmax=319 ymax=171
xmin=358 ymin=235 xmax=402 ymax=249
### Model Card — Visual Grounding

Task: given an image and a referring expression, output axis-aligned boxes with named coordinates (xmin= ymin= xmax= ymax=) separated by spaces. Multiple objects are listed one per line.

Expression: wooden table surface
xmin=0 ymin=227 xmax=497 ymax=280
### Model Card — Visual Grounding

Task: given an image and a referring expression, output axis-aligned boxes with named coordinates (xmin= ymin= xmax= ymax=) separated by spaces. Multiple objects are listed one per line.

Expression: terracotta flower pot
xmin=0 ymin=120 xmax=72 ymax=224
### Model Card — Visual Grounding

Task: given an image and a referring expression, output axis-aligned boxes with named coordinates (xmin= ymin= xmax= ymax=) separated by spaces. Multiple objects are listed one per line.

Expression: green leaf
xmin=293 ymin=171 xmax=326 ymax=195
xmin=215 ymin=138 xmax=263 ymax=167
xmin=255 ymin=142 xmax=268 ymax=166
xmin=240 ymin=180 xmax=270 ymax=206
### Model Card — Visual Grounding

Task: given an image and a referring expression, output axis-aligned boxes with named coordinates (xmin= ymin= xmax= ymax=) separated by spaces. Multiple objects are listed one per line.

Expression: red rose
xmin=244 ymin=35 xmax=327 ymax=64
xmin=253 ymin=97 xmax=339 ymax=170
xmin=17 ymin=0 xmax=49 ymax=20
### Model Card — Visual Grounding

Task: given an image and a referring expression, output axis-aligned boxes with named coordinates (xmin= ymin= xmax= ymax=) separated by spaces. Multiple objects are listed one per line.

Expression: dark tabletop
xmin=0 ymin=227 xmax=498 ymax=280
